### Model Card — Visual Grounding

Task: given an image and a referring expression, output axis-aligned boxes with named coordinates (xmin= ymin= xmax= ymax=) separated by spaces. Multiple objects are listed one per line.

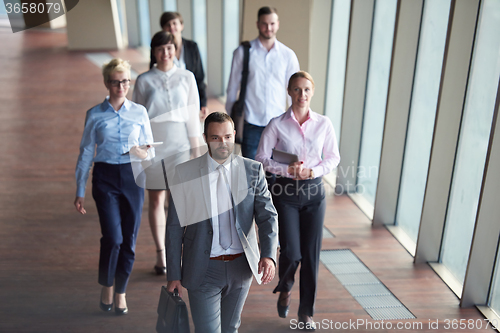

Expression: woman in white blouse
xmin=133 ymin=31 xmax=201 ymax=275
xmin=255 ymin=71 xmax=340 ymax=330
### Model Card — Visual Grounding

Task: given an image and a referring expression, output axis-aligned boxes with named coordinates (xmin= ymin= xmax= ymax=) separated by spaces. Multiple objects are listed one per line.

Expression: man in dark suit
xmin=166 ymin=112 xmax=279 ymax=333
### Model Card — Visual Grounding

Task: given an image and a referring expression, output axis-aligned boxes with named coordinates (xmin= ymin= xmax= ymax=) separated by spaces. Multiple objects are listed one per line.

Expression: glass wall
xmin=440 ymin=0 xmax=500 ymax=285
xmin=1 ymin=0 xmax=21 ymax=15
xmin=192 ymin=0 xmax=207 ymax=80
xmin=324 ymin=0 xmax=351 ymax=143
xmin=356 ymin=0 xmax=397 ymax=205
xmin=115 ymin=0 xmax=126 ymax=41
xmin=223 ymin=0 xmax=239 ymax=92
xmin=137 ymin=0 xmax=151 ymax=47
xmin=163 ymin=0 xmax=177 ymax=11
xmin=1 ymin=0 xmax=23 ymax=29
xmin=395 ymin=0 xmax=451 ymax=242
xmin=490 ymin=239 xmax=500 ymax=315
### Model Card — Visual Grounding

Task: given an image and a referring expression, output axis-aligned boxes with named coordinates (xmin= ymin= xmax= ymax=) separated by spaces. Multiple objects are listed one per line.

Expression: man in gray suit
xmin=166 ymin=112 xmax=279 ymax=333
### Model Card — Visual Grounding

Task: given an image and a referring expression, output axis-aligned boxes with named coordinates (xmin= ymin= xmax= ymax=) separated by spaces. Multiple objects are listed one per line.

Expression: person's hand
xmin=129 ymin=145 xmax=150 ymax=159
xmin=189 ymin=137 xmax=201 ymax=159
xmin=295 ymin=167 xmax=312 ymax=180
xmin=287 ymin=161 xmax=303 ymax=179
xmin=167 ymin=280 xmax=183 ymax=297
xmin=287 ymin=161 xmax=312 ymax=180
xmin=258 ymin=257 xmax=275 ymax=284
xmin=74 ymin=197 xmax=86 ymax=214
xmin=190 ymin=146 xmax=201 ymax=159
xmin=199 ymin=106 xmax=209 ymax=121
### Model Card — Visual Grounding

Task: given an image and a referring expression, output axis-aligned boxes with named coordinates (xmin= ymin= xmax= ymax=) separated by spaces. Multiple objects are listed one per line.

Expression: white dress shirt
xmin=207 ymin=154 xmax=244 ymax=256
xmin=133 ymin=65 xmax=200 ymax=156
xmin=226 ymin=38 xmax=300 ymax=127
xmin=255 ymin=108 xmax=341 ymax=178
xmin=173 ymin=44 xmax=186 ymax=70
xmin=133 ymin=65 xmax=199 ymax=131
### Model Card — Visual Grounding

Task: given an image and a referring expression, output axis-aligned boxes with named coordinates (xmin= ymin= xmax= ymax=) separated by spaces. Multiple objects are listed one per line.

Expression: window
xmin=137 ymin=0 xmax=151 ymax=47
xmin=192 ymin=0 xmax=207 ymax=79
xmin=163 ymin=0 xmax=177 ymax=11
xmin=0 ymin=1 xmax=7 ymax=15
xmin=356 ymin=0 xmax=397 ymax=205
xmin=223 ymin=0 xmax=239 ymax=91
xmin=490 ymin=240 xmax=500 ymax=315
xmin=395 ymin=0 xmax=451 ymax=242
xmin=115 ymin=0 xmax=126 ymax=42
xmin=440 ymin=0 xmax=500 ymax=285
xmin=324 ymin=0 xmax=351 ymax=143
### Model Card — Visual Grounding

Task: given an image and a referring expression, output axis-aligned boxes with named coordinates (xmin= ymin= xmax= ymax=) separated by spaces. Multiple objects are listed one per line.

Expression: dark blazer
xmin=149 ymin=38 xmax=207 ymax=107
xmin=166 ymin=153 xmax=279 ymax=290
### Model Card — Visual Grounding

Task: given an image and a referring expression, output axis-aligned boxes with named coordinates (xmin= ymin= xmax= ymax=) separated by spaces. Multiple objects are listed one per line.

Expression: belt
xmin=210 ymin=253 xmax=243 ymax=262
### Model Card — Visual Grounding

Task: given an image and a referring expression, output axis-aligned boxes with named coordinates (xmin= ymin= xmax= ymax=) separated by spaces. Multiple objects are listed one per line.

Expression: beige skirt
xmin=143 ymin=121 xmax=191 ymax=190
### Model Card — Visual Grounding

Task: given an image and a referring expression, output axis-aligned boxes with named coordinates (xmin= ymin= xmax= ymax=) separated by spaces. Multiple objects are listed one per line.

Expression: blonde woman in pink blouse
xmin=255 ymin=71 xmax=340 ymax=330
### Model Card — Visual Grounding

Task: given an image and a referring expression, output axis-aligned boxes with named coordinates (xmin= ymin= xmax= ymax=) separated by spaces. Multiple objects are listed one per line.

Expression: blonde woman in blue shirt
xmin=74 ymin=58 xmax=154 ymax=315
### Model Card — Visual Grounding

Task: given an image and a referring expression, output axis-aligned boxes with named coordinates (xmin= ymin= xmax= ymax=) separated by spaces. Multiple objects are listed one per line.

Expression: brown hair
xmin=258 ymin=6 xmax=278 ymax=20
xmin=204 ymin=112 xmax=234 ymax=135
xmin=160 ymin=12 xmax=183 ymax=28
xmin=288 ymin=71 xmax=315 ymax=90
xmin=149 ymin=31 xmax=176 ymax=68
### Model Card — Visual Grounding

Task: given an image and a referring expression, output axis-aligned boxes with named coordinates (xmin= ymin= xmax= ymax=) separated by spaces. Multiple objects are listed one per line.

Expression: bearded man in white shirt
xmin=226 ymin=6 xmax=300 ymax=160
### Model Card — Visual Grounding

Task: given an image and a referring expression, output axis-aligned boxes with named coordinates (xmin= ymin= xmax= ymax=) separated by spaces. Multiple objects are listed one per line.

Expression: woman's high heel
xmin=115 ymin=306 xmax=128 ymax=315
xmin=100 ymin=287 xmax=113 ymax=312
xmin=155 ymin=249 xmax=167 ymax=275
xmin=114 ymin=293 xmax=128 ymax=315
xmin=154 ymin=265 xmax=167 ymax=275
xmin=100 ymin=300 xmax=113 ymax=312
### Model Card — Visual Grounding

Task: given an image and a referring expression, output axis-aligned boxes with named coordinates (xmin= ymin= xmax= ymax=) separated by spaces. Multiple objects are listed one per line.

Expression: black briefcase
xmin=156 ymin=286 xmax=190 ymax=333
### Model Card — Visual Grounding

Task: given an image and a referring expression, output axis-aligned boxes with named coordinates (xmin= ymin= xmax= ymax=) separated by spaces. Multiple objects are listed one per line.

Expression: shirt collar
xmin=153 ymin=64 xmax=177 ymax=77
xmin=207 ymin=152 xmax=236 ymax=173
xmin=272 ymin=39 xmax=281 ymax=51
xmin=254 ymin=37 xmax=280 ymax=52
xmin=122 ymin=98 xmax=131 ymax=111
xmin=179 ymin=44 xmax=184 ymax=61
xmin=101 ymin=97 xmax=131 ymax=112
xmin=283 ymin=107 xmax=318 ymax=123
xmin=173 ymin=46 xmax=184 ymax=67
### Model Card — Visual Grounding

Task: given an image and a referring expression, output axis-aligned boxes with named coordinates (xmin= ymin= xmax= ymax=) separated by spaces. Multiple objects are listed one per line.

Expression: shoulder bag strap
xmin=238 ymin=41 xmax=251 ymax=103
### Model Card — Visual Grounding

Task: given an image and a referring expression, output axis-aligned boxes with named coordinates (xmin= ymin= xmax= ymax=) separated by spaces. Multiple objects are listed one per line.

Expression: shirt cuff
xmin=311 ymin=166 xmax=322 ymax=179
xmin=76 ymin=186 xmax=85 ymax=198
xmin=146 ymin=147 xmax=155 ymax=160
